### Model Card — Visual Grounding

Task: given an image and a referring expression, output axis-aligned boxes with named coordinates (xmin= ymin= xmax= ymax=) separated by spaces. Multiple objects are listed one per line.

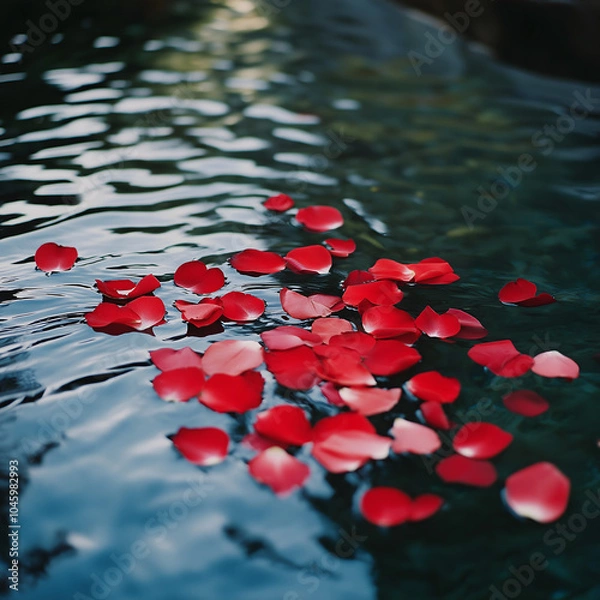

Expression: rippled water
xmin=1 ymin=1 xmax=599 ymax=599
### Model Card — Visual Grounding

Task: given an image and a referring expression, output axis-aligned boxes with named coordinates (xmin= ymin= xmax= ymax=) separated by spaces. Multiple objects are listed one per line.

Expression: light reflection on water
xmin=0 ymin=0 xmax=599 ymax=598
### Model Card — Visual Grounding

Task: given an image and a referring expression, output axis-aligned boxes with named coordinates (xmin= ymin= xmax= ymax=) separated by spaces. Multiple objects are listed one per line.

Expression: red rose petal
xmin=390 ymin=418 xmax=441 ymax=455
xmin=85 ymin=297 xmax=166 ymax=331
xmin=200 ymin=371 xmax=264 ymax=413
xmin=405 ymin=371 xmax=461 ymax=404
xmin=324 ymin=238 xmax=356 ymax=258
xmin=532 ymin=351 xmax=580 ymax=380
xmin=35 ymin=242 xmax=78 ymax=272
xmin=498 ymin=278 xmax=537 ymax=304
xmin=408 ymin=257 xmax=458 ymax=284
xmin=368 ymin=259 xmax=414 ymax=283
xmin=285 ymin=245 xmax=333 ymax=275
xmin=242 ymin=432 xmax=287 ymax=452
xmin=468 ymin=340 xmax=534 ymax=378
xmin=264 ymin=346 xmax=322 ymax=390
xmin=95 ymin=274 xmax=161 ymax=300
xmin=342 ymin=270 xmax=375 ymax=288
xmin=320 ymin=382 xmax=345 ymax=406
xmin=280 ymin=288 xmax=344 ymax=320
xmin=175 ymin=300 xmax=224 ymax=329
xmin=172 ymin=426 xmax=229 ymax=466
xmin=248 ymin=447 xmax=310 ymax=495
xmin=363 ymin=340 xmax=421 ymax=376
xmin=452 ymin=422 xmax=513 ymax=459
xmin=362 ymin=306 xmax=419 ymax=340
xmin=446 ymin=308 xmax=488 ymax=340
xmin=230 ymin=249 xmax=286 ymax=276
xmin=415 ymin=306 xmax=461 ymax=339
xmin=150 ymin=347 xmax=203 ymax=371
xmin=174 ymin=260 xmax=225 ymax=295
xmin=503 ymin=390 xmax=549 ymax=417
xmin=152 ymin=367 xmax=205 ymax=402
xmin=202 ymin=340 xmax=263 ymax=376
xmin=261 ymin=325 xmax=323 ymax=351
xmin=435 ymin=454 xmax=498 ymax=487
xmin=315 ymin=345 xmax=376 ymax=387
xmin=343 ymin=280 xmax=403 ymax=308
xmin=360 ymin=487 xmax=412 ymax=527
xmin=505 ymin=462 xmax=570 ymax=523
xmin=263 ymin=193 xmax=294 ymax=212
xmin=338 ymin=386 xmax=401 ymax=416
xmin=85 ymin=303 xmax=141 ymax=330
xmin=296 ymin=205 xmax=344 ymax=232
xmin=311 ymin=317 xmax=353 ymax=343
xmin=409 ymin=494 xmax=444 ymax=522
xmin=126 ymin=296 xmax=166 ymax=330
xmin=220 ymin=291 xmax=265 ymax=322
xmin=312 ymin=413 xmax=391 ymax=473
xmin=499 ymin=278 xmax=556 ymax=307
xmin=329 ymin=332 xmax=376 ymax=355
xmin=420 ymin=402 xmax=452 ymax=430
xmin=254 ymin=405 xmax=312 ymax=447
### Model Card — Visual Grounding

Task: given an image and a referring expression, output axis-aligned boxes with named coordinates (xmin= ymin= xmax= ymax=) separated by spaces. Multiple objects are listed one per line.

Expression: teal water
xmin=1 ymin=1 xmax=599 ymax=599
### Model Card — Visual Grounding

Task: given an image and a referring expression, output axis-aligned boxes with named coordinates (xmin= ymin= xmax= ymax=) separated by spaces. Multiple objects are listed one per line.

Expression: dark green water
xmin=1 ymin=1 xmax=599 ymax=599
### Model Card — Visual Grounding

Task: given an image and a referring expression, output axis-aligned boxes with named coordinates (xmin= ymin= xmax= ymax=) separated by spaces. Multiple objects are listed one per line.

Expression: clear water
xmin=1 ymin=1 xmax=599 ymax=599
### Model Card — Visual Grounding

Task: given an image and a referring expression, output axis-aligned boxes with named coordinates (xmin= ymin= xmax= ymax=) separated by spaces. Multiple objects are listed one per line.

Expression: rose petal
xmin=296 ymin=205 xmax=344 ymax=232
xmin=343 ymin=280 xmax=403 ymax=308
xmin=505 ymin=462 xmax=570 ymax=523
xmin=452 ymin=423 xmax=513 ymax=459
xmin=35 ymin=242 xmax=78 ymax=272
xmin=95 ymin=274 xmax=161 ymax=300
xmin=531 ymin=351 xmax=579 ymax=380
xmin=202 ymin=340 xmax=263 ymax=376
xmin=264 ymin=346 xmax=322 ymax=390
xmin=362 ymin=306 xmax=419 ymax=341
xmin=409 ymin=494 xmax=444 ymax=522
xmin=230 ymin=249 xmax=286 ymax=276
xmin=248 ymin=447 xmax=310 ymax=495
xmin=220 ymin=291 xmax=265 ymax=322
xmin=446 ymin=308 xmax=488 ymax=340
xmin=329 ymin=332 xmax=376 ymax=355
xmin=415 ymin=306 xmax=461 ymax=339
xmin=263 ymin=193 xmax=294 ymax=212
xmin=285 ymin=245 xmax=333 ymax=275
xmin=175 ymin=300 xmax=224 ymax=329
xmin=153 ymin=367 xmax=205 ymax=402
xmin=338 ymin=386 xmax=401 ymax=416
xmin=405 ymin=371 xmax=461 ymax=404
xmin=391 ymin=418 xmax=441 ymax=455
xmin=468 ymin=340 xmax=534 ymax=378
xmin=503 ymin=390 xmax=549 ymax=417
xmin=311 ymin=317 xmax=354 ymax=343
xmin=200 ymin=371 xmax=264 ymax=413
xmin=150 ymin=347 xmax=203 ymax=371
xmin=435 ymin=454 xmax=498 ymax=487
xmin=369 ymin=259 xmax=414 ymax=283
xmin=254 ymin=405 xmax=312 ymax=447
xmin=498 ymin=278 xmax=537 ymax=305
xmin=363 ymin=340 xmax=421 ymax=376
xmin=261 ymin=325 xmax=322 ymax=351
xmin=324 ymin=238 xmax=356 ymax=258
xmin=172 ymin=426 xmax=229 ymax=466
xmin=315 ymin=346 xmax=376 ymax=387
xmin=420 ymin=402 xmax=452 ymax=430
xmin=280 ymin=288 xmax=344 ymax=320
xmin=360 ymin=487 xmax=412 ymax=526
xmin=174 ymin=260 xmax=225 ymax=295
